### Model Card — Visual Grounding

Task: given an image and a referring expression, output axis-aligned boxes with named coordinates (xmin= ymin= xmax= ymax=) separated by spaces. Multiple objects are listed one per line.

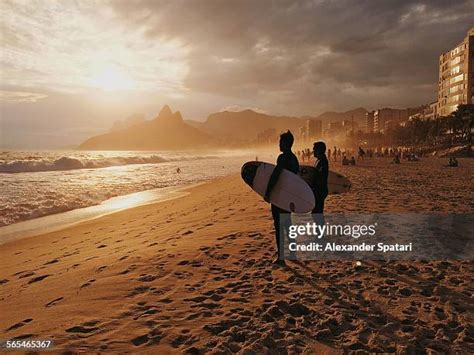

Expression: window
xmin=450 ymin=56 xmax=461 ymax=66
xmin=450 ymin=65 xmax=460 ymax=75
xmin=450 ymin=74 xmax=464 ymax=84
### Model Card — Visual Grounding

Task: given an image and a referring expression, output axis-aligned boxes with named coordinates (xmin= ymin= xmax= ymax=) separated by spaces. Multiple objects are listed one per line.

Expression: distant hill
xmin=186 ymin=109 xmax=307 ymax=142
xmin=110 ymin=113 xmax=145 ymax=132
xmin=79 ymin=106 xmax=213 ymax=150
xmin=186 ymin=108 xmax=368 ymax=142
xmin=79 ymin=106 xmax=369 ymax=150
xmin=313 ymin=107 xmax=367 ymax=125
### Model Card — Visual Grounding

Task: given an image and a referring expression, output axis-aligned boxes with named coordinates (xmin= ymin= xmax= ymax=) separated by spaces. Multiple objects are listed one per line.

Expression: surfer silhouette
xmin=264 ymin=130 xmax=299 ymax=266
xmin=312 ymin=141 xmax=329 ymax=225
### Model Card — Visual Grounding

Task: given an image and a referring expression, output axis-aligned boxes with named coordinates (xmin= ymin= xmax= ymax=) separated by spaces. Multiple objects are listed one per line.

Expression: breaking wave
xmin=0 ymin=155 xmax=169 ymax=173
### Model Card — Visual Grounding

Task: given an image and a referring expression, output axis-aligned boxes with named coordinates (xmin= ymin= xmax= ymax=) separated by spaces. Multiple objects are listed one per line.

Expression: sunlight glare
xmin=91 ymin=65 xmax=135 ymax=91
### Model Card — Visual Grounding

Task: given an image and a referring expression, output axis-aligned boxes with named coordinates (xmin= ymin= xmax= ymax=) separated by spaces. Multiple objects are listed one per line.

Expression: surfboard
xmin=241 ymin=161 xmax=315 ymax=213
xmin=299 ymin=165 xmax=351 ymax=194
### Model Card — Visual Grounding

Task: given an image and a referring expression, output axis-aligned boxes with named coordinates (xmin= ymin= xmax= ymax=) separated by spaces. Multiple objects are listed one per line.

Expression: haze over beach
xmin=1 ymin=0 xmax=474 ymax=353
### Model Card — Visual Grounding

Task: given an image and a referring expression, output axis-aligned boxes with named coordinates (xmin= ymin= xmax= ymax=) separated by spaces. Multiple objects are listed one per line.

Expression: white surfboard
xmin=241 ymin=161 xmax=315 ymax=213
xmin=299 ymin=165 xmax=351 ymax=194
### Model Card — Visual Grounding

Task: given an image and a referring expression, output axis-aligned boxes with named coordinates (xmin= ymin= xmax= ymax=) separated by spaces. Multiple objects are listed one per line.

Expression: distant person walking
xmin=265 ymin=130 xmax=299 ymax=266
xmin=358 ymin=146 xmax=365 ymax=161
xmin=312 ymin=141 xmax=329 ymax=226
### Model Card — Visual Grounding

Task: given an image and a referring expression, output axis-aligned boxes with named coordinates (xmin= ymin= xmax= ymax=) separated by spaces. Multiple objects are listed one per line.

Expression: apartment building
xmin=438 ymin=27 xmax=474 ymax=117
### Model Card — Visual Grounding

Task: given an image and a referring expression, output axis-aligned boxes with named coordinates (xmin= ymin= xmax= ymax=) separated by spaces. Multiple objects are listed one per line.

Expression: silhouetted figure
xmin=342 ymin=155 xmax=349 ymax=166
xmin=350 ymin=156 xmax=356 ymax=165
xmin=176 ymin=167 xmax=181 ymax=173
xmin=448 ymin=157 xmax=458 ymax=167
xmin=392 ymin=154 xmax=400 ymax=164
xmin=358 ymin=146 xmax=365 ymax=161
xmin=265 ymin=130 xmax=299 ymax=266
xmin=312 ymin=141 xmax=329 ymax=227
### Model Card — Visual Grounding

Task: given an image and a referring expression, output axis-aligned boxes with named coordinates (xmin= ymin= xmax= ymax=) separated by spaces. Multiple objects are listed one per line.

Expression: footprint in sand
xmin=127 ymin=285 xmax=150 ymax=297
xmin=6 ymin=318 xmax=33 ymax=332
xmin=131 ymin=334 xmax=149 ymax=346
xmin=28 ymin=274 xmax=50 ymax=284
xmin=66 ymin=325 xmax=98 ymax=334
xmin=80 ymin=279 xmax=96 ymax=288
xmin=96 ymin=265 xmax=107 ymax=273
xmin=44 ymin=258 xmax=59 ymax=265
xmin=11 ymin=334 xmax=35 ymax=341
xmin=137 ymin=274 xmax=157 ymax=282
xmin=15 ymin=271 xmax=35 ymax=279
xmin=45 ymin=297 xmax=64 ymax=308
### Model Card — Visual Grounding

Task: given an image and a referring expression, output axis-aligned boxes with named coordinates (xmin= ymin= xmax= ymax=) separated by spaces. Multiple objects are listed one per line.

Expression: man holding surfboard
xmin=264 ymin=130 xmax=299 ymax=266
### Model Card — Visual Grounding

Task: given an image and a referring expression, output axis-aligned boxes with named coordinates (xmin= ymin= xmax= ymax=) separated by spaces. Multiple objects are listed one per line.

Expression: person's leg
xmin=271 ymin=205 xmax=281 ymax=257
xmin=280 ymin=211 xmax=293 ymax=259
xmin=312 ymin=196 xmax=326 ymax=228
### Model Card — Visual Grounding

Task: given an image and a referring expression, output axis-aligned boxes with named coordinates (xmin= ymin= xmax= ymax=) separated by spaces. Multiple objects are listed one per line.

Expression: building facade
xmin=366 ymin=111 xmax=375 ymax=133
xmin=307 ymin=119 xmax=322 ymax=138
xmin=372 ymin=107 xmax=425 ymax=133
xmin=299 ymin=119 xmax=322 ymax=141
xmin=438 ymin=28 xmax=474 ymax=117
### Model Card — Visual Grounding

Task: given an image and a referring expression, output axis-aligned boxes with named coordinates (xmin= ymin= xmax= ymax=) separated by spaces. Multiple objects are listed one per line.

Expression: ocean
xmin=0 ymin=149 xmax=272 ymax=230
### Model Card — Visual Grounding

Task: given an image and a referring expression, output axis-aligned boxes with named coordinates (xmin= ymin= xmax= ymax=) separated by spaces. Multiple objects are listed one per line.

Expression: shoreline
xmin=0 ymin=181 xmax=208 ymax=245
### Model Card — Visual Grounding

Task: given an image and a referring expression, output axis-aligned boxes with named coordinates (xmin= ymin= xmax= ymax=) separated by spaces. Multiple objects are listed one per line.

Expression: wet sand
xmin=1 ymin=157 xmax=473 ymax=353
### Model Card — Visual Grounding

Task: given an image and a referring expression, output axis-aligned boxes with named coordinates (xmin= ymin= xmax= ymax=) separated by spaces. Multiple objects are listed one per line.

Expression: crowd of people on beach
xmin=295 ymin=145 xmax=433 ymax=165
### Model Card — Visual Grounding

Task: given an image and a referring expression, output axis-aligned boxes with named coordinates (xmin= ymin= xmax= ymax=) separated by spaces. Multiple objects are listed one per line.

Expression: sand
xmin=1 ymin=157 xmax=473 ymax=353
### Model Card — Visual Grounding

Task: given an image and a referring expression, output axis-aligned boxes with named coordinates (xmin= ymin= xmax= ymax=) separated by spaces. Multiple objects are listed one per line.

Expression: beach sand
xmin=1 ymin=157 xmax=473 ymax=353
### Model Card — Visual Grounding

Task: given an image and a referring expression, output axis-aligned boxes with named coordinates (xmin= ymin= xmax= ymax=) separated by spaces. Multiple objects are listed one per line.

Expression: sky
xmin=1 ymin=0 xmax=473 ymax=148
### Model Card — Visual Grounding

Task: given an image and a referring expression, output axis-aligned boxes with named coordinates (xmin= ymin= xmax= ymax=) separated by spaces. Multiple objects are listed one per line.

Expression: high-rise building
xmin=372 ymin=107 xmax=425 ymax=133
xmin=438 ymin=28 xmax=474 ymax=117
xmin=307 ymin=119 xmax=322 ymax=138
xmin=366 ymin=111 xmax=375 ymax=133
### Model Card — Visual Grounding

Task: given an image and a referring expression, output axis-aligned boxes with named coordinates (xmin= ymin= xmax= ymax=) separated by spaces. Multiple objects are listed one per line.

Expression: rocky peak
xmin=158 ymin=105 xmax=173 ymax=120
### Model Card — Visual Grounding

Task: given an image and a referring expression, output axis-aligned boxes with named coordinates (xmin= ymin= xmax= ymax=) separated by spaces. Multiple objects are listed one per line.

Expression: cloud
xmin=2 ymin=0 xmax=474 ymax=146
xmin=0 ymin=91 xmax=48 ymax=103
xmin=110 ymin=0 xmax=474 ymax=113
xmin=1 ymin=0 xmax=188 ymax=94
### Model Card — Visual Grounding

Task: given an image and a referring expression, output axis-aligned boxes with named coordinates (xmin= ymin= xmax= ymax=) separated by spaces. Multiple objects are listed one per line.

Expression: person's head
xmin=279 ymin=130 xmax=294 ymax=152
xmin=313 ymin=141 xmax=326 ymax=158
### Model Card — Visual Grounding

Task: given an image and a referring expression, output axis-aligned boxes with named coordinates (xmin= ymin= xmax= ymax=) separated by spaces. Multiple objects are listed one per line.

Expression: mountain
xmin=110 ymin=113 xmax=145 ymax=132
xmin=313 ymin=107 xmax=367 ymax=126
xmin=186 ymin=108 xmax=368 ymax=142
xmin=79 ymin=105 xmax=213 ymax=150
xmin=186 ymin=109 xmax=306 ymax=142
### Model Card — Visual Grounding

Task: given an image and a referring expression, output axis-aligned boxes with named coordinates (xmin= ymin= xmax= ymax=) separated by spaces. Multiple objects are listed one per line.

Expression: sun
xmin=91 ymin=65 xmax=135 ymax=91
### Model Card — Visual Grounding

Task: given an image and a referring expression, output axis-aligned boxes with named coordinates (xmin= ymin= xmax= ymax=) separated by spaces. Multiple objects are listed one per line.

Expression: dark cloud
xmin=100 ymin=1 xmax=474 ymax=113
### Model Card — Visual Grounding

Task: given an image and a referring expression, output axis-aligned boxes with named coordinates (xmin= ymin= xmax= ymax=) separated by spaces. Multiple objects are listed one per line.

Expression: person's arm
xmin=265 ymin=156 xmax=284 ymax=202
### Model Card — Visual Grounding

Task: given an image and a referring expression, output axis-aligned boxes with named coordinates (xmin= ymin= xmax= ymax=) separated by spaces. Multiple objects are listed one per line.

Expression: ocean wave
xmin=0 ymin=155 xmax=169 ymax=173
